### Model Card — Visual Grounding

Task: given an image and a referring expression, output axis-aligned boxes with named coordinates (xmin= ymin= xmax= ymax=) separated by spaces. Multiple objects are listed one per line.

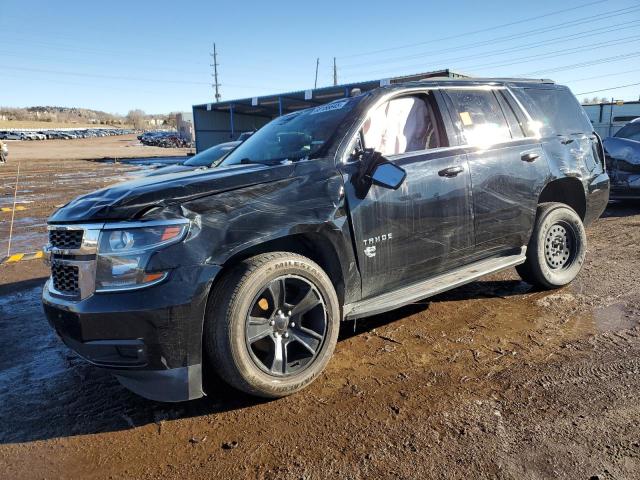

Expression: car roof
xmin=379 ymin=77 xmax=556 ymax=92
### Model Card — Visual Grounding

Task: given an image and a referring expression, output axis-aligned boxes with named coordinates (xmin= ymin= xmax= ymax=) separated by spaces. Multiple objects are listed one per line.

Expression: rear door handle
xmin=438 ymin=165 xmax=464 ymax=177
xmin=521 ymin=152 xmax=539 ymax=163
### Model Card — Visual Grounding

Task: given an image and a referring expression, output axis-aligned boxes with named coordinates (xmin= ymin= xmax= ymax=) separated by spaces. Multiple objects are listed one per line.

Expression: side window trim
xmin=494 ymin=90 xmax=525 ymax=140
xmin=339 ymin=85 xmax=538 ymax=165
xmin=432 ymin=90 xmax=459 ymax=148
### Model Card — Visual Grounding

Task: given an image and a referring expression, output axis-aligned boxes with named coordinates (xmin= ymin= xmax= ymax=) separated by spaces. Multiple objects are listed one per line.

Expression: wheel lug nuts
xmin=287 ymin=311 xmax=292 ymax=316
xmin=290 ymin=322 xmax=295 ymax=327
xmin=269 ymin=320 xmax=275 ymax=326
xmin=284 ymin=332 xmax=289 ymax=338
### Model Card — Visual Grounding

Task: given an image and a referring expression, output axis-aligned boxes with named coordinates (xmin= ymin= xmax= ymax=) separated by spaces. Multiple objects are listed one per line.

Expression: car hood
xmin=49 ymin=162 xmax=295 ymax=223
xmin=604 ymin=137 xmax=640 ymax=163
xmin=145 ymin=164 xmax=195 ymax=177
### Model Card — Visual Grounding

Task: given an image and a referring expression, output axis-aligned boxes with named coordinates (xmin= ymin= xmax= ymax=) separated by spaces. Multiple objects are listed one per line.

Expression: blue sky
xmin=0 ymin=0 xmax=638 ymax=114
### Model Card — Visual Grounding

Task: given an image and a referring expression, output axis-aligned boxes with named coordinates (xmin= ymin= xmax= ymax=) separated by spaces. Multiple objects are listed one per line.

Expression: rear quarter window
xmin=513 ymin=86 xmax=593 ymax=136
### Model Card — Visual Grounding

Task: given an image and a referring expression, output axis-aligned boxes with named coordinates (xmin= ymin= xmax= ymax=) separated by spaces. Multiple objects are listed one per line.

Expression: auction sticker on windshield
xmin=310 ymin=100 xmax=349 ymax=115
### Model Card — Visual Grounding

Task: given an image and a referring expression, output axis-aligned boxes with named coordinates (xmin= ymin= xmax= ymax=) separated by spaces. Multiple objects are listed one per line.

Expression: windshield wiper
xmin=239 ymin=158 xmax=289 ymax=166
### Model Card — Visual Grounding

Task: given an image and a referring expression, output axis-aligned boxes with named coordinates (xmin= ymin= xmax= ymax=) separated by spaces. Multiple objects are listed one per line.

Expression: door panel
xmin=344 ymin=149 xmax=474 ymax=299
xmin=442 ymin=88 xmax=551 ymax=254
xmin=467 ymin=141 xmax=550 ymax=253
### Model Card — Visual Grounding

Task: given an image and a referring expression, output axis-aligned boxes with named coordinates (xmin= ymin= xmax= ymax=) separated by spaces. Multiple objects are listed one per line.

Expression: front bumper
xmin=42 ymin=263 xmax=221 ymax=402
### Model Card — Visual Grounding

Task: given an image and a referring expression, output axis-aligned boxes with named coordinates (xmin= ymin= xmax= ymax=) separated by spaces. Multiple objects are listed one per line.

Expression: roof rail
xmin=412 ymin=77 xmax=555 ymax=84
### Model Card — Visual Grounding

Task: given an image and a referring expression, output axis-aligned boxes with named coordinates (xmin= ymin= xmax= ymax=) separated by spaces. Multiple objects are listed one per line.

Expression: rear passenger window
xmin=446 ymin=90 xmax=512 ymax=146
xmin=518 ymin=87 xmax=593 ymax=136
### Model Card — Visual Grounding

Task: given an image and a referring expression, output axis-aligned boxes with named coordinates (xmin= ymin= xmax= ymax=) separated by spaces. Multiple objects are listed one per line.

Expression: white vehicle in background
xmin=0 ymin=141 xmax=8 ymax=164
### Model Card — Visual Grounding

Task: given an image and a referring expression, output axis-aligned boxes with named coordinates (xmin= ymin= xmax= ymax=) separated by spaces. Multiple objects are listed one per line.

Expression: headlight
xmin=95 ymin=222 xmax=188 ymax=292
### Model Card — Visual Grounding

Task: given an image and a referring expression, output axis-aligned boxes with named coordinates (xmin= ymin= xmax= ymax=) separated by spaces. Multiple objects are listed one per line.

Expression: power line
xmin=339 ymin=0 xmax=608 ymax=59
xmin=562 ymin=68 xmax=640 ymax=84
xmin=0 ymin=65 xmax=211 ymax=85
xmin=0 ymin=64 xmax=282 ymax=91
xmin=464 ymin=35 xmax=640 ymax=72
xmin=342 ymin=34 xmax=640 ymax=82
xmin=340 ymin=16 xmax=640 ymax=72
xmin=520 ymin=52 xmax=640 ymax=76
xmin=576 ymin=82 xmax=640 ymax=95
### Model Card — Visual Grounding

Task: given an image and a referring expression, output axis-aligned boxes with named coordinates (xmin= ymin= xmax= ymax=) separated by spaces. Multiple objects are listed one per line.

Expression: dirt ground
xmin=0 ymin=135 xmax=188 ymax=257
xmin=0 ymin=139 xmax=639 ymax=479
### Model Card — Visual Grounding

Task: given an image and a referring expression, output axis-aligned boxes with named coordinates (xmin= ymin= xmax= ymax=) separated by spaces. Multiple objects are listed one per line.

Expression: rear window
xmin=514 ymin=86 xmax=592 ymax=136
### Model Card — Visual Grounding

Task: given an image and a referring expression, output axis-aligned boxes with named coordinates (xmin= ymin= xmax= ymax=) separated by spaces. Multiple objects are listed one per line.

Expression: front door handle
xmin=438 ymin=165 xmax=464 ymax=177
xmin=521 ymin=152 xmax=540 ymax=163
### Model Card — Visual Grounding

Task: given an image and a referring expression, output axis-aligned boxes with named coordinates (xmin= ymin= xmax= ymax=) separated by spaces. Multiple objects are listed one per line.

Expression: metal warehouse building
xmin=192 ymin=69 xmax=467 ymax=152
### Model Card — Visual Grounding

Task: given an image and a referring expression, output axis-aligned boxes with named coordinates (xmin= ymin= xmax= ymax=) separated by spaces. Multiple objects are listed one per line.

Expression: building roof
xmin=193 ymin=69 xmax=470 ymax=118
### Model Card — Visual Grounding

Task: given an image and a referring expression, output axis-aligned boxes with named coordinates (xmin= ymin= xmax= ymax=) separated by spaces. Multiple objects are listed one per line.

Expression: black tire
xmin=516 ymin=202 xmax=587 ymax=289
xmin=204 ymin=252 xmax=340 ymax=398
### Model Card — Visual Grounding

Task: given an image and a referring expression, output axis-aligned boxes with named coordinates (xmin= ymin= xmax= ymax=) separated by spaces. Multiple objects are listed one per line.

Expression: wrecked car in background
xmin=139 ymin=130 xmax=192 ymax=148
xmin=0 ymin=128 xmax=134 ymax=140
xmin=604 ymin=118 xmax=640 ymax=200
xmin=147 ymin=140 xmax=240 ymax=177
xmin=42 ymin=78 xmax=609 ymax=402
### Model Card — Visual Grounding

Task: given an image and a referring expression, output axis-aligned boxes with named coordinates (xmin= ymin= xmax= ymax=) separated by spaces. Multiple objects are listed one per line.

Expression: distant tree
xmin=126 ymin=109 xmax=146 ymax=129
xmin=164 ymin=113 xmax=178 ymax=128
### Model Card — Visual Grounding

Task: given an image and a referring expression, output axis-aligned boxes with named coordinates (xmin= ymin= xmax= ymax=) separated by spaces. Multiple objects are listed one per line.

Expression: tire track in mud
xmin=503 ymin=327 xmax=640 ymax=390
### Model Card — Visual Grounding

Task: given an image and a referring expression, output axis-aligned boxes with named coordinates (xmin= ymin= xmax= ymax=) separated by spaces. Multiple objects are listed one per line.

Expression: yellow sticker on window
xmin=459 ymin=112 xmax=473 ymax=126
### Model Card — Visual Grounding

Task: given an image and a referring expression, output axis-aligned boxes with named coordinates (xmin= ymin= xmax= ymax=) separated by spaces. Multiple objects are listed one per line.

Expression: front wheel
xmin=516 ymin=202 xmax=587 ymax=289
xmin=205 ymin=252 xmax=340 ymax=398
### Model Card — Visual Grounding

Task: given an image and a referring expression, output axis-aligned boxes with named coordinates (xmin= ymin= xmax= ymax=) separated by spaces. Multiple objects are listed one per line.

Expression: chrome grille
xmin=51 ymin=262 xmax=80 ymax=295
xmin=49 ymin=229 xmax=83 ymax=250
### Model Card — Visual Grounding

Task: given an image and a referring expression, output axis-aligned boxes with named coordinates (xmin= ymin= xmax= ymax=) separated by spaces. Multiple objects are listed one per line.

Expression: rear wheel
xmin=205 ymin=252 xmax=340 ymax=398
xmin=516 ymin=202 xmax=587 ymax=289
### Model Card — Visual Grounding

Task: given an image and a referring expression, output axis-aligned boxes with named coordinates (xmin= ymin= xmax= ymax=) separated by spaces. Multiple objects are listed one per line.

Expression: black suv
xmin=43 ymin=79 xmax=609 ymax=402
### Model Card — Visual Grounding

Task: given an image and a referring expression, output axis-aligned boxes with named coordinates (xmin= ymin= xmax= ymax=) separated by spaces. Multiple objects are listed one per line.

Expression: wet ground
xmin=0 ymin=143 xmax=639 ymax=479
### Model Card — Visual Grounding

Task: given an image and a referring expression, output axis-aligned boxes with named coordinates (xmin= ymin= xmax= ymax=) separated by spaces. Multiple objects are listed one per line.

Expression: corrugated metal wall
xmin=194 ymin=108 xmax=271 ymax=151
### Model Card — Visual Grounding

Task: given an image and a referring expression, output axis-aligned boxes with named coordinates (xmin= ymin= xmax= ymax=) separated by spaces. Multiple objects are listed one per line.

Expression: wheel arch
xmin=212 ymin=232 xmax=348 ymax=307
xmin=538 ymin=177 xmax=587 ymax=220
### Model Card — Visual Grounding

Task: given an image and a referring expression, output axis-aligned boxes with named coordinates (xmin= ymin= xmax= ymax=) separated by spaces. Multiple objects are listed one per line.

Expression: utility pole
xmin=210 ymin=43 xmax=221 ymax=102
xmin=314 ymin=57 xmax=319 ymax=89
xmin=333 ymin=57 xmax=337 ymax=86
xmin=608 ymin=97 xmax=614 ymax=137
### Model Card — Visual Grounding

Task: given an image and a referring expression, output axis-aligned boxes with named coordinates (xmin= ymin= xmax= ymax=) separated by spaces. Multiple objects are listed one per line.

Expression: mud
xmin=0 ymin=141 xmax=639 ymax=479
xmin=0 ymin=135 xmax=182 ymax=256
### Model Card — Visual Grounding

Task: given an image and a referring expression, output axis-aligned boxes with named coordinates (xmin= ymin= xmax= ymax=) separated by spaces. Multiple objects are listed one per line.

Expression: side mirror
xmin=371 ymin=162 xmax=406 ymax=190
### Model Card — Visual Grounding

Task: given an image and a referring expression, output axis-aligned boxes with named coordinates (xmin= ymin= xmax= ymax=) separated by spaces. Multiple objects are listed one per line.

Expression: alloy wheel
xmin=244 ymin=275 xmax=327 ymax=377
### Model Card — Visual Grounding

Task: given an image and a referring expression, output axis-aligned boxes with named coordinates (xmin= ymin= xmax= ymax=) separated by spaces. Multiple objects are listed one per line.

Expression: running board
xmin=343 ymin=248 xmax=527 ymax=320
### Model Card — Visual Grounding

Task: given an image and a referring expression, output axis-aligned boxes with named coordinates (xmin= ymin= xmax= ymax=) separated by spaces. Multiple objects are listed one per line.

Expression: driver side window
xmin=362 ymin=94 xmax=443 ymax=156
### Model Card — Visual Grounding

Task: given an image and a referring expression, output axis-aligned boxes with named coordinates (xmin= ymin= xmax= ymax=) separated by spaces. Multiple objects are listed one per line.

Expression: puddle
xmin=592 ymin=303 xmax=639 ymax=332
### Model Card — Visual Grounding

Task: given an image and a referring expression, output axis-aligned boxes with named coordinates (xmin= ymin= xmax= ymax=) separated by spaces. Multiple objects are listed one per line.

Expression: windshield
xmin=614 ymin=122 xmax=640 ymax=141
xmin=219 ymin=97 xmax=362 ymax=166
xmin=184 ymin=142 xmax=238 ymax=167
